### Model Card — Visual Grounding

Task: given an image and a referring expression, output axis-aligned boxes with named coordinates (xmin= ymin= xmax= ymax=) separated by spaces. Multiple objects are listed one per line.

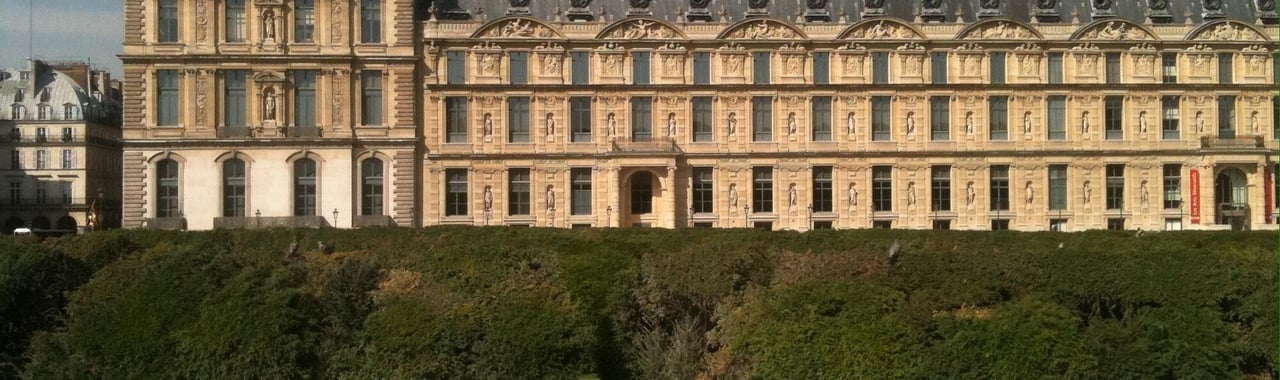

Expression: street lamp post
xmin=743 ymin=205 xmax=750 ymax=227
xmin=606 ymin=206 xmax=612 ymax=228
xmin=332 ymin=208 xmax=339 ymax=228
xmin=255 ymin=209 xmax=261 ymax=229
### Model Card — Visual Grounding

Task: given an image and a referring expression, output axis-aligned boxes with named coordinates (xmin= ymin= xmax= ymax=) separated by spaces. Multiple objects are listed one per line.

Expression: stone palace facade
xmin=121 ymin=0 xmax=1279 ymax=231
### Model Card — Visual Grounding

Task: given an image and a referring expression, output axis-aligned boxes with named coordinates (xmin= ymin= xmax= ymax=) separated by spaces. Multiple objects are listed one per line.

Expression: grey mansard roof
xmin=435 ymin=0 xmax=1262 ymax=25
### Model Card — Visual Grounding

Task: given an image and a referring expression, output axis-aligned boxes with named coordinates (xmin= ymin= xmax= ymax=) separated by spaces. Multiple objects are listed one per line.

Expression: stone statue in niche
xmin=483 ymin=113 xmax=494 ymax=136
xmin=966 ymin=182 xmax=976 ymax=209
xmin=1250 ymin=111 xmax=1260 ymax=133
xmin=667 ymin=113 xmax=677 ymax=137
xmin=729 ymin=184 xmax=739 ymax=208
xmin=663 ymin=55 xmax=681 ymax=75
xmin=263 ymin=88 xmax=277 ymax=121
xmin=1195 ymin=111 xmax=1204 ymax=133
xmin=907 ymin=182 xmax=917 ymax=206
xmin=483 ymin=186 xmax=494 ymax=210
xmin=847 ymin=112 xmax=856 ymax=135
xmin=607 ymin=113 xmax=617 ymax=136
xmin=263 ymin=11 xmax=276 ymax=40
xmin=906 ymin=111 xmax=916 ymax=135
xmin=965 ymin=111 xmax=975 ymax=134
xmin=1081 ymin=111 xmax=1091 ymax=133
xmin=1025 ymin=181 xmax=1034 ymax=205
xmin=1139 ymin=111 xmax=1148 ymax=133
xmin=788 ymin=184 xmax=797 ymax=210
xmin=1140 ymin=180 xmax=1150 ymax=206
xmin=787 ymin=112 xmax=797 ymax=135
xmin=848 ymin=182 xmax=858 ymax=209
xmin=545 ymin=185 xmax=556 ymax=211
xmin=728 ymin=112 xmax=738 ymax=135
xmin=1023 ymin=112 xmax=1032 ymax=134
xmin=1084 ymin=181 xmax=1092 ymax=204
xmin=545 ymin=113 xmax=555 ymax=136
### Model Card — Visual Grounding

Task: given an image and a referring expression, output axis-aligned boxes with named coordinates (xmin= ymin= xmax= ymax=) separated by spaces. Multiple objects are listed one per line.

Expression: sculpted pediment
xmin=717 ymin=19 xmax=806 ymax=40
xmin=472 ymin=17 xmax=563 ymax=39
xmin=838 ymin=19 xmax=925 ymax=40
xmin=598 ymin=18 xmax=685 ymax=40
xmin=253 ymin=71 xmax=286 ymax=83
xmin=1188 ymin=21 xmax=1269 ymax=42
xmin=956 ymin=20 xmax=1042 ymax=40
xmin=1073 ymin=20 xmax=1157 ymax=41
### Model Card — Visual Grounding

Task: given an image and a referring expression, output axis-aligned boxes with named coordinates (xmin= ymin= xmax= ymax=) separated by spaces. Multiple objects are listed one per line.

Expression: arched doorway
xmin=56 ymin=216 xmax=78 ymax=233
xmin=1215 ymin=168 xmax=1249 ymax=230
xmin=3 ymin=216 xmax=23 ymax=234
xmin=30 ymin=216 xmax=51 ymax=230
xmin=625 ymin=171 xmax=656 ymax=227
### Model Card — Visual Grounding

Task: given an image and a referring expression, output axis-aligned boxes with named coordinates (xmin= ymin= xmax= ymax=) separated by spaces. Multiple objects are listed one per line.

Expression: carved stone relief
xmin=723 ymin=20 xmax=802 ymax=39
xmin=603 ymin=19 xmax=681 ymax=39
xmin=1077 ymin=21 xmax=1154 ymax=40
xmin=844 ymin=20 xmax=922 ymax=39
xmin=959 ymin=21 xmax=1038 ymax=40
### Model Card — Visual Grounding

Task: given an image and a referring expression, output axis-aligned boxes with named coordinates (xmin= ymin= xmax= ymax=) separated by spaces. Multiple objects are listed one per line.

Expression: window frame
xmin=445 ymin=96 xmax=469 ymax=143
xmin=294 ymin=0 xmax=316 ymax=43
xmin=1104 ymin=96 xmax=1123 ymax=140
xmin=812 ymin=166 xmax=833 ymax=213
xmin=507 ymin=96 xmax=531 ymax=143
xmin=931 ymin=165 xmax=951 ymax=212
xmin=570 ymin=96 xmax=592 ymax=143
xmin=1106 ymin=164 xmax=1125 ymax=211
xmin=813 ymin=52 xmax=830 ymax=85
xmin=752 ymin=167 xmax=773 ymax=213
xmin=1047 ymin=95 xmax=1067 ymax=140
xmin=872 ymin=166 xmax=892 ymax=212
xmin=222 ymin=158 xmax=246 ymax=217
xmin=1048 ymin=165 xmax=1067 ymax=211
xmin=361 ymin=70 xmax=384 ymax=125
xmin=692 ymin=96 xmax=714 ymax=142
xmin=444 ymin=169 xmax=468 ymax=216
xmin=930 ymin=96 xmax=950 ymax=141
xmin=361 ymin=158 xmax=384 ymax=216
xmin=811 ymin=96 xmax=833 ymax=142
xmin=570 ymin=168 xmax=592 ymax=215
xmin=990 ymin=165 xmax=1010 ymax=211
xmin=1161 ymin=95 xmax=1180 ymax=140
xmin=692 ymin=167 xmax=714 ymax=214
xmin=1163 ymin=164 xmax=1181 ymax=210
xmin=871 ymin=96 xmax=891 ymax=141
xmin=293 ymin=158 xmax=318 ymax=216
xmin=752 ymin=96 xmax=773 ymax=142
xmin=508 ymin=168 xmax=531 ymax=216
xmin=989 ymin=96 xmax=1009 ymax=141
xmin=359 ymin=0 xmax=382 ymax=43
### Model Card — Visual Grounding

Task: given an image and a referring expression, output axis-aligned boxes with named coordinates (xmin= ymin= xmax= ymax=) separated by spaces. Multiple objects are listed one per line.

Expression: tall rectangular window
xmin=989 ymin=96 xmax=1008 ymax=141
xmin=872 ymin=166 xmax=892 ymax=212
xmin=35 ymin=151 xmax=46 ymax=169
xmin=871 ymin=96 xmax=891 ymax=141
xmin=8 ymin=182 xmax=18 ymax=205
xmin=224 ymin=70 xmax=247 ymax=128
xmin=1048 ymin=52 xmax=1064 ymax=84
xmin=753 ymin=52 xmax=771 ymax=84
xmin=1049 ymin=165 xmax=1067 ymax=210
xmin=61 ymin=182 xmax=72 ymax=204
xmin=445 ymin=96 xmax=468 ymax=143
xmin=447 ymin=51 xmax=466 ymax=84
xmin=813 ymin=166 xmax=833 ymax=213
xmin=507 ymin=97 xmax=530 ymax=143
xmin=1105 ymin=96 xmax=1123 ymax=140
xmin=293 ymin=159 xmax=317 ymax=216
xmin=509 ymin=52 xmax=528 ymax=84
xmin=931 ymin=166 xmax=951 ymax=212
xmin=930 ymin=96 xmax=950 ymax=141
xmin=633 ymin=51 xmax=651 ymax=85
xmin=1218 ymin=53 xmax=1233 ymax=84
xmin=931 ymin=51 xmax=948 ymax=84
xmin=60 ymin=149 xmax=72 ymax=169
xmin=571 ymin=52 xmax=590 ymax=84
xmin=1105 ymin=53 xmax=1121 ymax=84
xmin=990 ymin=165 xmax=1010 ymax=211
xmin=508 ymin=168 xmax=531 ymax=216
xmin=158 ymin=0 xmax=179 ymax=42
xmin=225 ymin=0 xmax=246 ymax=42
xmin=222 ymin=160 xmax=246 ymax=217
xmin=1162 ymin=53 xmax=1177 ymax=83
xmin=630 ymin=97 xmax=652 ymax=141
xmin=1274 ymin=97 xmax=1279 ymax=139
xmin=752 ymin=96 xmax=772 ymax=142
xmin=1163 ymin=164 xmax=1181 ymax=210
xmin=990 ymin=52 xmax=1006 ymax=84
xmin=360 ymin=0 xmax=381 ymax=43
xmin=294 ymin=0 xmax=315 ymax=43
xmin=813 ymin=52 xmax=830 ymax=85
xmin=692 ymin=97 xmax=713 ymax=142
xmin=812 ymin=96 xmax=832 ymax=142
xmin=444 ymin=169 xmax=467 ymax=216
xmin=1047 ymin=96 xmax=1066 ymax=140
xmin=693 ymin=52 xmax=711 ymax=85
xmin=156 ymin=70 xmax=179 ymax=126
xmin=752 ymin=167 xmax=773 ymax=213
xmin=571 ymin=168 xmax=592 ymax=215
xmin=1106 ymin=164 xmax=1125 ymax=210
xmin=1162 ymin=96 xmax=1179 ymax=140
xmin=692 ymin=167 xmax=714 ymax=214
xmin=1218 ymin=95 xmax=1235 ymax=139
xmin=293 ymin=70 xmax=317 ymax=127
xmin=361 ymin=159 xmax=384 ymax=216
xmin=570 ymin=96 xmax=592 ymax=142
xmin=361 ymin=70 xmax=383 ymax=125
xmin=872 ymin=52 xmax=889 ymax=84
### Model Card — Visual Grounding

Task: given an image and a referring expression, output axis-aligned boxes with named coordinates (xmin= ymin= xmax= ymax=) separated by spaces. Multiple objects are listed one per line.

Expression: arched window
xmin=156 ymin=159 xmax=180 ymax=218
xmin=361 ymin=158 xmax=384 ymax=216
xmin=630 ymin=171 xmax=653 ymax=214
xmin=222 ymin=158 xmax=246 ymax=217
xmin=293 ymin=158 xmax=317 ymax=216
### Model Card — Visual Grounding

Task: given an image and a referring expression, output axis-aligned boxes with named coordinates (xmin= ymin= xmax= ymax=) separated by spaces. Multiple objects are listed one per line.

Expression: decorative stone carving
xmin=602 ymin=19 xmax=681 ymax=40
xmin=1077 ymin=21 xmax=1154 ymax=40
xmin=329 ymin=69 xmax=348 ymax=125
xmin=478 ymin=19 xmax=560 ymax=39
xmin=263 ymin=88 xmax=277 ymax=121
xmin=545 ymin=112 xmax=555 ymax=136
xmin=195 ymin=0 xmax=209 ymax=42
xmin=1191 ymin=22 xmax=1266 ymax=41
xmin=907 ymin=182 xmax=917 ymax=207
xmin=728 ymin=184 xmax=739 ymax=208
xmin=330 ymin=2 xmax=343 ymax=43
xmin=194 ymin=71 xmax=208 ymax=127
xmin=662 ymin=54 xmax=685 ymax=77
xmin=906 ymin=111 xmax=916 ymax=135
xmin=1071 ymin=43 xmax=1101 ymax=76
xmin=784 ymin=55 xmax=804 ymax=75
xmin=1083 ymin=181 xmax=1092 ymax=204
xmin=723 ymin=20 xmax=802 ymax=39
xmin=722 ymin=54 xmax=745 ymax=75
xmin=958 ymin=21 xmax=1038 ymax=40
xmin=602 ymin=54 xmax=622 ymax=75
xmin=262 ymin=10 xmax=277 ymax=41
xmin=847 ymin=112 xmax=856 ymax=135
xmin=843 ymin=20 xmax=922 ymax=40
xmin=541 ymin=53 xmax=562 ymax=76
xmin=728 ymin=112 xmax=738 ymax=135
xmin=1035 ymin=0 xmax=1060 ymax=22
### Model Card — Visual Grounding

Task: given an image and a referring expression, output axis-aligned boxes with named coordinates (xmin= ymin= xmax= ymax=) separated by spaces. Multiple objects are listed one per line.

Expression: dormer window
xmin=10 ymin=105 xmax=24 ymax=120
xmin=13 ymin=89 xmax=23 ymax=102
xmin=37 ymin=104 xmax=50 ymax=120
xmin=63 ymin=104 xmax=78 ymax=120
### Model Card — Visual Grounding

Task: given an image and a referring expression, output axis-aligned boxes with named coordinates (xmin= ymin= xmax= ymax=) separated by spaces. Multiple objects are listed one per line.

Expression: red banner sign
xmin=1189 ymin=169 xmax=1200 ymax=224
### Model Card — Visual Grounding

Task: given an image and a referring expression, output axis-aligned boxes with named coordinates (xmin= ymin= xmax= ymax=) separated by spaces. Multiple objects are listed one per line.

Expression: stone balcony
xmin=1200 ymin=136 xmax=1265 ymax=150
xmin=611 ymin=137 xmax=680 ymax=154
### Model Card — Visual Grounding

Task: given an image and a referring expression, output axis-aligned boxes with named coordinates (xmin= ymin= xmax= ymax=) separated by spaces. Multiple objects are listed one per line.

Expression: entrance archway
xmin=1215 ymin=168 xmax=1249 ymax=230
xmin=3 ymin=216 xmax=23 ymax=234
xmin=56 ymin=216 xmax=78 ymax=232
xmin=622 ymin=169 xmax=663 ymax=228
xmin=30 ymin=216 xmax=51 ymax=230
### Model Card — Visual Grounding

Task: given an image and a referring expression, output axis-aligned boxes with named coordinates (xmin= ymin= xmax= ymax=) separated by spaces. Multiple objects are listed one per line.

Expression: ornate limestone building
xmin=0 ymin=60 xmax=122 ymax=234
xmin=124 ymin=0 xmax=1279 ymax=231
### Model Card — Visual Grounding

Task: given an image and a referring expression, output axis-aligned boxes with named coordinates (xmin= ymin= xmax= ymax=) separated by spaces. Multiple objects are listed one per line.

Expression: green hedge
xmin=1 ymin=227 xmax=1274 ymax=379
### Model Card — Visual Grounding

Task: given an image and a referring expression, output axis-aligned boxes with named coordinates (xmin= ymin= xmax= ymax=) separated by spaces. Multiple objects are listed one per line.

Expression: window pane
xmin=1049 ymin=165 xmax=1067 ymax=210
xmin=293 ymin=159 xmax=317 ymax=216
xmin=157 ymin=160 xmax=180 ymax=217
xmin=293 ymin=70 xmax=317 ymax=128
xmin=361 ymin=159 xmax=384 ymax=216
xmin=692 ymin=167 xmax=714 ymax=213
xmin=931 ymin=52 xmax=947 ymax=84
xmin=812 ymin=166 xmax=833 ymax=212
xmin=1048 ymin=53 xmax=1064 ymax=84
xmin=572 ymin=52 xmax=590 ymax=84
xmin=445 ymin=169 xmax=468 ymax=216
xmin=692 ymin=97 xmax=713 ymax=142
xmin=693 ymin=52 xmax=711 ymax=85
xmin=873 ymin=166 xmax=892 ymax=212
xmin=508 ymin=97 xmax=530 ymax=143
xmin=989 ymin=96 xmax=1008 ymax=140
xmin=811 ymin=96 xmax=832 ymax=141
xmin=813 ymin=52 xmax=830 ymax=85
xmin=990 ymin=165 xmax=1009 ymax=211
xmin=1163 ymin=164 xmax=1181 ymax=210
xmin=225 ymin=0 xmax=246 ymax=42
xmin=1218 ymin=53 xmax=1233 ymax=84
xmin=930 ymin=96 xmax=949 ymax=141
xmin=362 ymin=71 xmax=383 ymax=125
xmin=752 ymin=96 xmax=772 ymax=142
xmin=752 ymin=167 xmax=772 ymax=213
xmin=989 ymin=52 xmax=1005 ymax=84
xmin=570 ymin=96 xmax=592 ymax=142
xmin=630 ymin=97 xmax=651 ymax=141
xmin=1162 ymin=53 xmax=1177 ymax=83
xmin=156 ymin=70 xmax=179 ymax=126
xmin=571 ymin=168 xmax=592 ymax=215
xmin=1047 ymin=96 xmax=1066 ymax=140
xmin=224 ymin=70 xmax=247 ymax=128
xmin=360 ymin=0 xmax=381 ymax=43
xmin=1218 ymin=96 xmax=1235 ymax=139
xmin=633 ymin=51 xmax=650 ymax=85
xmin=631 ymin=172 xmax=653 ymax=214
xmin=872 ymin=52 xmax=889 ymax=84
xmin=1106 ymin=164 xmax=1124 ymax=210
xmin=445 ymin=96 xmax=468 ymax=143
xmin=447 ymin=52 xmax=466 ymax=84
xmin=222 ymin=159 xmax=245 ymax=217
xmin=509 ymin=52 xmax=528 ymax=84
xmin=1105 ymin=96 xmax=1123 ymax=140
xmin=1105 ymin=53 xmax=1120 ymax=84
xmin=753 ymin=52 xmax=770 ymax=84
xmin=509 ymin=169 xmax=531 ymax=216
xmin=295 ymin=0 xmax=315 ymax=42
xmin=159 ymin=0 xmax=179 ymax=42
xmin=1162 ymin=96 xmax=1179 ymax=140
xmin=872 ymin=96 xmax=891 ymax=141
xmin=931 ymin=166 xmax=951 ymax=211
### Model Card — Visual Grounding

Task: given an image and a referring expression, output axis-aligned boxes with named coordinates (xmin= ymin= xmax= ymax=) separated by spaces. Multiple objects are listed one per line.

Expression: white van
xmin=12 ymin=227 xmax=31 ymax=235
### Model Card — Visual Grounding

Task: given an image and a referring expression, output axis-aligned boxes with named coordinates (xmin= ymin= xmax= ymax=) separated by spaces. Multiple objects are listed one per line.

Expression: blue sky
xmin=0 ymin=0 xmax=122 ymax=76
